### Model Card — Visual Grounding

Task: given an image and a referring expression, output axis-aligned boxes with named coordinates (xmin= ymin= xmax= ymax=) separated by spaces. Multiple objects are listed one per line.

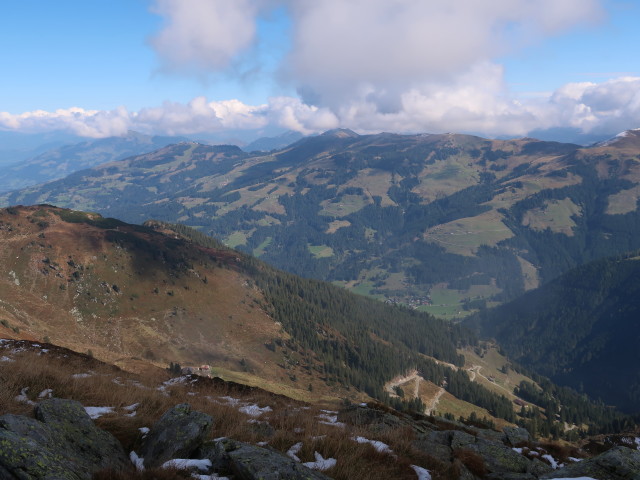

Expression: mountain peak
xmin=594 ymin=128 xmax=640 ymax=147
xmin=320 ymin=128 xmax=359 ymax=138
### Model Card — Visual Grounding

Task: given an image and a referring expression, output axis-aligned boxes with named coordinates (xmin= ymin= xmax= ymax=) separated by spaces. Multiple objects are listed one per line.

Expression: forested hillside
xmin=469 ymin=251 xmax=640 ymax=414
xmin=4 ymin=130 xmax=640 ymax=314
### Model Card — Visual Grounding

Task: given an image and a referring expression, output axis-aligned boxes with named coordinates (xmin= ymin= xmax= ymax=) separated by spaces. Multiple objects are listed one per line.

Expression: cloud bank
xmin=2 ymin=76 xmax=639 ymax=138
xmin=2 ymin=0 xmax=638 ymax=139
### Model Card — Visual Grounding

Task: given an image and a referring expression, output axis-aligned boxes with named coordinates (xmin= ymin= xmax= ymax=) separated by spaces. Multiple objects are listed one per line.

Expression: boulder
xmin=542 ymin=446 xmax=640 ymax=480
xmin=140 ymin=402 xmax=213 ymax=468
xmin=0 ymin=399 xmax=129 ymax=479
xmin=35 ymin=398 xmax=130 ymax=473
xmin=413 ymin=431 xmax=453 ymax=463
xmin=504 ymin=426 xmax=531 ymax=447
xmin=201 ymin=438 xmax=332 ymax=480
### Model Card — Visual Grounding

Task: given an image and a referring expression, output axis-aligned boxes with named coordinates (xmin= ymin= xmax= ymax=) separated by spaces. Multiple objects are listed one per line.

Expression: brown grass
xmin=452 ymin=448 xmax=488 ymax=477
xmin=0 ymin=341 xmax=459 ymax=480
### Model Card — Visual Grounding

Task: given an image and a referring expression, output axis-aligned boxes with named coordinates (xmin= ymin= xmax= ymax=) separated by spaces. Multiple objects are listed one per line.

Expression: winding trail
xmin=424 ymin=387 xmax=445 ymax=415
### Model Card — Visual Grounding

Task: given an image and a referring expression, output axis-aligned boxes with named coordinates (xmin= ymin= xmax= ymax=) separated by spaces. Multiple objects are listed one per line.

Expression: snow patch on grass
xmin=130 ymin=451 xmax=144 ymax=471
xmin=162 ymin=458 xmax=212 ymax=472
xmin=352 ymin=436 xmax=394 ymax=455
xmin=287 ymin=442 xmax=303 ymax=462
xmin=15 ymin=387 xmax=36 ymax=406
xmin=84 ymin=406 xmax=114 ymax=419
xmin=411 ymin=465 xmax=432 ymax=480
xmin=303 ymin=452 xmax=336 ymax=471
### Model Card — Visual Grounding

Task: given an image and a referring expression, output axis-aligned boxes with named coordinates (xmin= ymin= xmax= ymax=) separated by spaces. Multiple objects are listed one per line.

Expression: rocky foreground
xmin=2 ymin=397 xmax=640 ymax=480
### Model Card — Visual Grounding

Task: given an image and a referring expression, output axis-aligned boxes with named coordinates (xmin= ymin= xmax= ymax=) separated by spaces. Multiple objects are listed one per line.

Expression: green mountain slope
xmin=469 ymin=251 xmax=640 ymax=413
xmin=4 ymin=130 xmax=640 ymax=313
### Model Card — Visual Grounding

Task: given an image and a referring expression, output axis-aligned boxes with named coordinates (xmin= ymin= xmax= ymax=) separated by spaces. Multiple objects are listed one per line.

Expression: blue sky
xmin=0 ymin=0 xmax=638 ymax=139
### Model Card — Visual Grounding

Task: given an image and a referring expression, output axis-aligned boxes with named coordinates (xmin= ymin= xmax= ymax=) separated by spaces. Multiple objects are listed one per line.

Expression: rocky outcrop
xmin=139 ymin=402 xmax=213 ymax=468
xmin=199 ymin=438 xmax=332 ymax=480
xmin=0 ymin=399 xmax=129 ymax=479
xmin=542 ymin=446 xmax=640 ymax=480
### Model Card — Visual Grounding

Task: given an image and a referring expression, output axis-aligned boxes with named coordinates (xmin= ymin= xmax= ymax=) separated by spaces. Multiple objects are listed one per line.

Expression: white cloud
xmin=1 ymin=75 xmax=638 ymax=139
xmin=150 ymin=0 xmax=261 ymax=72
xmin=285 ymin=0 xmax=602 ymax=110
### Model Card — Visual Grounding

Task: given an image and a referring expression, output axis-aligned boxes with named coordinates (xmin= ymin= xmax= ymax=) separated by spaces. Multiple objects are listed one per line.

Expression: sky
xmin=0 ymin=0 xmax=639 ymax=140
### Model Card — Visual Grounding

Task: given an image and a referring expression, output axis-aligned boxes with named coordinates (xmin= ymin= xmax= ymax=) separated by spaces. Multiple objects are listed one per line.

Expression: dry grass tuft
xmin=453 ymin=448 xmax=488 ymax=477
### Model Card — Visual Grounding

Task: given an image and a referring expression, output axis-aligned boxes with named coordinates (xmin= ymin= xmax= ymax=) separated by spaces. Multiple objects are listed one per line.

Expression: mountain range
xmin=0 ymin=131 xmax=191 ymax=193
xmin=4 ymin=128 xmax=640 ymax=319
xmin=2 ymin=204 xmax=633 ymax=437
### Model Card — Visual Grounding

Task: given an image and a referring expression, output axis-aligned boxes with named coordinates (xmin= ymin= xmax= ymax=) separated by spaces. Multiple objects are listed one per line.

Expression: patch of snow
xmin=112 ymin=378 xmax=124 ymax=386
xmin=123 ymin=403 xmax=139 ymax=412
xmin=550 ymin=478 xmax=597 ymax=480
xmin=218 ymin=396 xmax=241 ymax=406
xmin=0 ymin=356 xmax=14 ymax=362
xmin=214 ymin=437 xmax=227 ymax=442
xmin=319 ymin=419 xmax=346 ymax=428
xmin=411 ymin=465 xmax=432 ymax=480
xmin=303 ymin=452 xmax=337 ymax=471
xmin=39 ymin=349 xmax=49 ymax=353
xmin=542 ymin=454 xmax=561 ymax=469
xmin=568 ymin=457 xmax=583 ymax=462
xmin=130 ymin=451 xmax=144 ymax=471
xmin=84 ymin=406 xmax=115 ymax=419
xmin=239 ymin=404 xmax=272 ymax=417
xmin=294 ymin=427 xmax=304 ymax=433
xmin=352 ymin=436 xmax=394 ymax=455
xmin=72 ymin=373 xmax=92 ymax=379
xmin=188 ymin=391 xmax=197 ymax=396
xmin=138 ymin=427 xmax=150 ymax=436
xmin=635 ymin=437 xmax=640 ymax=450
xmin=15 ymin=387 xmax=36 ymax=406
xmin=317 ymin=411 xmax=346 ymax=427
xmin=287 ymin=442 xmax=303 ymax=462
xmin=257 ymin=441 xmax=269 ymax=447
xmin=162 ymin=458 xmax=212 ymax=472
xmin=191 ymin=474 xmax=230 ymax=480
xmin=317 ymin=412 xmax=338 ymax=423
xmin=38 ymin=389 xmax=53 ymax=399
xmin=512 ymin=447 xmax=524 ymax=454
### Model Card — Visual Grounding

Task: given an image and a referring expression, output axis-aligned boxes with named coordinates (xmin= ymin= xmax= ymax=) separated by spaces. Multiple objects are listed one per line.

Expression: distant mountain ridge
xmin=4 ymin=129 xmax=640 ymax=313
xmin=0 ymin=131 xmax=189 ymax=193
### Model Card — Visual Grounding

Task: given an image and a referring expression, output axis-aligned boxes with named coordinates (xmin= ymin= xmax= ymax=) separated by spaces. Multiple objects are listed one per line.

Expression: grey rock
xmin=35 ymin=398 xmax=130 ymax=474
xmin=527 ymin=458 xmax=553 ymax=476
xmin=203 ymin=438 xmax=332 ymax=480
xmin=451 ymin=430 xmax=476 ymax=450
xmin=542 ymin=446 xmax=640 ymax=480
xmin=0 ymin=414 xmax=54 ymax=446
xmin=476 ymin=428 xmax=506 ymax=444
xmin=140 ymin=402 xmax=213 ymax=468
xmin=475 ymin=438 xmax=531 ymax=474
xmin=0 ymin=399 xmax=129 ymax=479
xmin=0 ymin=428 xmax=81 ymax=480
xmin=449 ymin=430 xmax=532 ymax=475
xmin=337 ymin=404 xmax=407 ymax=434
xmin=413 ymin=432 xmax=453 ymax=463
xmin=504 ymin=426 xmax=531 ymax=447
